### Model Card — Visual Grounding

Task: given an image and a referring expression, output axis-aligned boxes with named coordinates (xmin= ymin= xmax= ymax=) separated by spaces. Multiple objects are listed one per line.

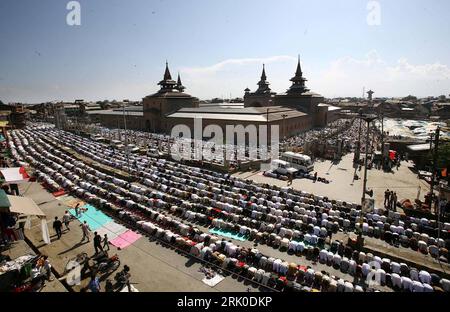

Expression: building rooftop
xmin=407 ymin=143 xmax=431 ymax=152
xmin=144 ymin=91 xmax=196 ymax=99
xmin=120 ymin=105 xmax=143 ymax=112
xmin=276 ymin=91 xmax=323 ymax=98
xmin=87 ymin=110 xmax=144 ymax=117
xmin=318 ymin=103 xmax=342 ymax=111
xmin=167 ymin=105 xmax=307 ymax=122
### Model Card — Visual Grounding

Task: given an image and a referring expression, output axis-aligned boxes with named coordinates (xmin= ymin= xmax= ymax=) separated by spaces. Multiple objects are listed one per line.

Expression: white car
xmin=271 ymin=159 xmax=298 ymax=176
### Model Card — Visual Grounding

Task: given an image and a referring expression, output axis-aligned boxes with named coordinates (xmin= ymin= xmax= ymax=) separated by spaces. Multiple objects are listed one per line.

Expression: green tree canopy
xmin=428 ymin=142 xmax=450 ymax=170
xmin=402 ymin=95 xmax=417 ymax=101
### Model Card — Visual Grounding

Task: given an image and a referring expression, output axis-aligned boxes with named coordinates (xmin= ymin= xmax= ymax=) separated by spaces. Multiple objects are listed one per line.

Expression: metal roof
xmin=87 ymin=110 xmax=143 ymax=116
xmin=407 ymin=143 xmax=431 ymax=152
xmin=167 ymin=105 xmax=307 ymax=122
xmin=167 ymin=112 xmax=267 ymax=122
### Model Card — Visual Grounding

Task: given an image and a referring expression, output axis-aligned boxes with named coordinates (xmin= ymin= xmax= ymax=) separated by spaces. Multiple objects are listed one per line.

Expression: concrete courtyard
xmin=234 ymin=153 xmax=431 ymax=210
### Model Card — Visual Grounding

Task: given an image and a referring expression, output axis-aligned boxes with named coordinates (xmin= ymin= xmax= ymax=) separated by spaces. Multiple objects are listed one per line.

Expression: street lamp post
xmin=359 ymin=114 xmax=378 ymax=237
xmin=281 ymin=114 xmax=288 ymax=140
xmin=354 ymin=109 xmax=363 ymax=163
xmin=123 ymin=99 xmax=131 ymax=175
xmin=380 ymin=108 xmax=384 ymax=168
xmin=429 ymin=127 xmax=440 ymax=213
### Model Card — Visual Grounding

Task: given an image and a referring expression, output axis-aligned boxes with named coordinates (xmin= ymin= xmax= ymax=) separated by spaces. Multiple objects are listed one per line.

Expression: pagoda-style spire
xmin=261 ymin=63 xmax=267 ymax=81
xmin=158 ymin=61 xmax=177 ymax=92
xmin=175 ymin=72 xmax=185 ymax=92
xmin=287 ymin=55 xmax=309 ymax=94
xmin=295 ymin=55 xmax=302 ymax=77
xmin=255 ymin=64 xmax=271 ymax=94
xmin=164 ymin=61 xmax=172 ymax=80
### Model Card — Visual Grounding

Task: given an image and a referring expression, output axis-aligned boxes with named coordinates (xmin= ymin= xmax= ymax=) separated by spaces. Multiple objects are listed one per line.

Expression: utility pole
xmin=429 ymin=127 xmax=440 ymax=214
xmin=354 ymin=109 xmax=363 ymax=163
xmin=359 ymin=114 xmax=377 ymax=238
xmin=429 ymin=132 xmax=434 ymax=151
xmin=123 ymin=99 xmax=131 ymax=174
xmin=361 ymin=118 xmax=372 ymax=206
xmin=380 ymin=107 xmax=384 ymax=169
xmin=281 ymin=114 xmax=288 ymax=140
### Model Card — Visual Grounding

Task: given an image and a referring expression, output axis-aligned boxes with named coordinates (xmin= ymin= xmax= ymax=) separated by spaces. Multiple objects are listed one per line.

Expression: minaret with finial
xmin=287 ymin=55 xmax=309 ymax=94
xmin=255 ymin=64 xmax=271 ymax=94
xmin=367 ymin=89 xmax=374 ymax=102
xmin=244 ymin=64 xmax=276 ymax=107
xmin=175 ymin=72 xmax=185 ymax=93
xmin=158 ymin=61 xmax=177 ymax=93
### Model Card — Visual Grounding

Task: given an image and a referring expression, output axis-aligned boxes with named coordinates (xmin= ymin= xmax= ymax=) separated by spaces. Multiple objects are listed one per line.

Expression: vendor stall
xmin=0 ymin=193 xmax=50 ymax=245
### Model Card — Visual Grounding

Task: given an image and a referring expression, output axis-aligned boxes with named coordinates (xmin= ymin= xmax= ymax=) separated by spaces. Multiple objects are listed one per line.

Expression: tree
xmin=436 ymin=143 xmax=450 ymax=169
xmin=427 ymin=142 xmax=450 ymax=176
xmin=402 ymin=95 xmax=417 ymax=102
xmin=0 ymin=100 xmax=4 ymax=105
xmin=438 ymin=95 xmax=447 ymax=102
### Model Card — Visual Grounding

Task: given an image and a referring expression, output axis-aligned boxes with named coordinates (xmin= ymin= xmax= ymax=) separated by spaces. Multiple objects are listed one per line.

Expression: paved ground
xmin=19 ymin=182 xmax=254 ymax=292
xmin=234 ymin=153 xmax=431 ymax=210
xmin=11 ymin=148 xmax=441 ymax=292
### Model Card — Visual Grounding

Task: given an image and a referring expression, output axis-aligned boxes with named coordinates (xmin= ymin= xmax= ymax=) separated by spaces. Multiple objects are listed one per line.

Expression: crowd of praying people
xmin=88 ymin=126 xmax=275 ymax=167
xmin=281 ymin=118 xmax=377 ymax=157
xmin=5 ymin=124 xmax=450 ymax=292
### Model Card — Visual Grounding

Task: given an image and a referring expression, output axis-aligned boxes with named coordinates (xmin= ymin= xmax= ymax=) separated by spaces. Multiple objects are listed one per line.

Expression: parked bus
xmin=280 ymin=151 xmax=314 ymax=172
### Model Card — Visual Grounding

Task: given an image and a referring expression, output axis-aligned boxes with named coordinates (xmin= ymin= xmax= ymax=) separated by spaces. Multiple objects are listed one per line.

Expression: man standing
xmin=62 ymin=210 xmax=71 ymax=231
xmin=93 ymin=232 xmax=103 ymax=254
xmin=53 ymin=217 xmax=63 ymax=239
xmin=384 ymin=189 xmax=390 ymax=208
xmin=9 ymin=183 xmax=20 ymax=196
xmin=389 ymin=191 xmax=394 ymax=210
xmin=102 ymin=234 xmax=110 ymax=251
xmin=74 ymin=203 xmax=80 ymax=217
xmin=38 ymin=255 xmax=53 ymax=281
xmin=80 ymin=221 xmax=91 ymax=242
xmin=392 ymin=192 xmax=398 ymax=211
xmin=88 ymin=274 xmax=101 ymax=292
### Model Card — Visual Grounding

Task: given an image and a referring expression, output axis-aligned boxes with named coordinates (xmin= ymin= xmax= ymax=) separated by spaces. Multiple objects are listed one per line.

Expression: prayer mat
xmin=52 ymin=190 xmax=66 ymax=197
xmin=96 ymin=226 xmax=119 ymax=241
xmin=202 ymin=274 xmax=224 ymax=287
xmin=110 ymin=230 xmax=142 ymax=249
xmin=209 ymin=228 xmax=247 ymax=241
xmin=69 ymin=204 xmax=112 ymax=231
xmin=65 ymin=198 xmax=86 ymax=209
xmin=101 ymin=221 xmax=128 ymax=236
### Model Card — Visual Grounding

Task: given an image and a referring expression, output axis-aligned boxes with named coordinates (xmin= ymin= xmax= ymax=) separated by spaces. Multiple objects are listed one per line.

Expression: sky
xmin=1 ymin=0 xmax=450 ymax=103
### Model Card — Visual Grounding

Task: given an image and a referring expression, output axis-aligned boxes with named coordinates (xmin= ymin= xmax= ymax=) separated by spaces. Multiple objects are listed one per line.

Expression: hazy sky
xmin=1 ymin=0 xmax=450 ymax=103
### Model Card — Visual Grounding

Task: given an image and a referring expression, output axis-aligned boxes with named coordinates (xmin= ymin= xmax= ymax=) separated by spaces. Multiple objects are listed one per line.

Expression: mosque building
xmin=88 ymin=56 xmax=341 ymax=142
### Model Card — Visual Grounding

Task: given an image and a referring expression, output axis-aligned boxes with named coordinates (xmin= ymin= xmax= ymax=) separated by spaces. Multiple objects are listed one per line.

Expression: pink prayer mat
xmin=110 ymin=230 xmax=142 ymax=249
